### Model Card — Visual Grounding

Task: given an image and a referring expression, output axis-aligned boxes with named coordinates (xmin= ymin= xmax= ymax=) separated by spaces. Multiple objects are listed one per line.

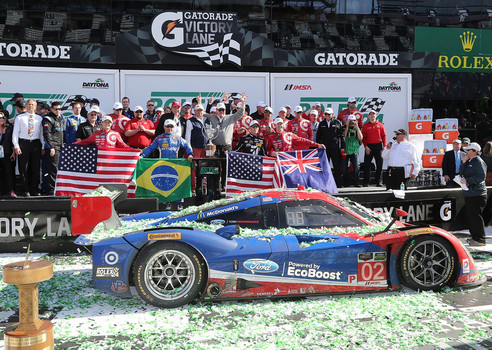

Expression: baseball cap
xmin=265 ymin=107 xmax=273 ymax=114
xmin=257 ymin=101 xmax=266 ymax=107
xmin=90 ymin=105 xmax=100 ymax=113
xmin=134 ymin=105 xmax=144 ymax=112
xmin=348 ymin=115 xmax=357 ymax=121
xmin=369 ymin=109 xmax=378 ymax=115
xmin=89 ymin=98 xmax=100 ymax=105
xmin=164 ymin=119 xmax=176 ymax=127
xmin=325 ymin=107 xmax=334 ymax=114
xmin=249 ymin=120 xmax=260 ymax=127
xmin=232 ymin=94 xmax=242 ymax=99
xmin=156 ymin=107 xmax=164 ymax=113
xmin=113 ymin=102 xmax=123 ymax=110
xmin=348 ymin=97 xmax=357 ymax=103
xmin=195 ymin=104 xmax=204 ymax=110
xmin=274 ymin=117 xmax=284 ymax=125
xmin=285 ymin=105 xmax=291 ymax=109
xmin=216 ymin=103 xmax=226 ymax=110
xmin=314 ymin=102 xmax=321 ymax=107
xmin=279 ymin=107 xmax=287 ymax=113
xmin=464 ymin=142 xmax=481 ymax=152
xmin=171 ymin=100 xmax=181 ymax=108
xmin=462 ymin=137 xmax=471 ymax=143
xmin=310 ymin=110 xmax=319 ymax=116
xmin=210 ymin=106 xmax=217 ymax=113
xmin=394 ymin=128 xmax=408 ymax=135
xmin=183 ymin=101 xmax=192 ymax=106
xmin=10 ymin=92 xmax=24 ymax=101
xmin=102 ymin=115 xmax=113 ymax=123
xmin=452 ymin=139 xmax=461 ymax=144
xmin=294 ymin=106 xmax=303 ymax=113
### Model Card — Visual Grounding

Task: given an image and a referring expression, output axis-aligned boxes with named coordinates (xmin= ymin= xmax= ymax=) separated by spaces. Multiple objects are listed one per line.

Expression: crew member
xmin=361 ymin=109 xmax=386 ymax=187
xmin=234 ymin=119 xmax=267 ymax=156
xmin=75 ymin=116 xmax=131 ymax=148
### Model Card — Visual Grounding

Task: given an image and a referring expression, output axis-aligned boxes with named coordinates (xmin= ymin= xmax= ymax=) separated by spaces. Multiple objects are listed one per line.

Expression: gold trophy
xmin=3 ymin=247 xmax=54 ymax=349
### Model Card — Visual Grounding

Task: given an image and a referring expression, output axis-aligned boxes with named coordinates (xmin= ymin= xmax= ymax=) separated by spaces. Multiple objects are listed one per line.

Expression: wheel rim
xmin=407 ymin=240 xmax=452 ymax=287
xmin=144 ymin=249 xmax=195 ymax=301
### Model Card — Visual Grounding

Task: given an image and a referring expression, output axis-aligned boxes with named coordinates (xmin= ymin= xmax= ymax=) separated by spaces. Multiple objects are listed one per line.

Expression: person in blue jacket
xmin=141 ymin=119 xmax=193 ymax=160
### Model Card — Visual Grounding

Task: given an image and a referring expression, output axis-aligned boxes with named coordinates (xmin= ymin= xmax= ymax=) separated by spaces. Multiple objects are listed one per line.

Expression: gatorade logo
xmin=430 ymin=156 xmax=437 ymax=163
xmin=416 ymin=122 xmax=422 ymax=130
xmin=442 ymin=132 xmax=449 ymax=139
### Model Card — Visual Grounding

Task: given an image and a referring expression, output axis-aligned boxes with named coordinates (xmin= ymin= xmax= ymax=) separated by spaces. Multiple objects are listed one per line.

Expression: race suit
xmin=234 ymin=134 xmax=267 ymax=156
xmin=141 ymin=133 xmax=193 ymax=159
xmin=286 ymin=118 xmax=313 ymax=140
xmin=337 ymin=108 xmax=363 ymax=128
xmin=266 ymin=131 xmax=319 ymax=156
xmin=75 ymin=130 xmax=130 ymax=148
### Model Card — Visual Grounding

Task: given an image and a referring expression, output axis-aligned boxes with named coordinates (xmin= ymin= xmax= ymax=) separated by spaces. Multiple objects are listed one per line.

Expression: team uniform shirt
xmin=141 ymin=133 xmax=193 ymax=159
xmin=381 ymin=140 xmax=421 ymax=177
xmin=234 ymin=134 xmax=267 ymax=156
xmin=111 ymin=115 xmax=131 ymax=141
xmin=258 ymin=118 xmax=274 ymax=138
xmin=337 ymin=108 xmax=363 ymax=128
xmin=42 ymin=113 xmax=64 ymax=149
xmin=266 ymin=131 xmax=319 ymax=156
xmin=64 ymin=114 xmax=86 ymax=144
xmin=232 ymin=115 xmax=252 ymax=148
xmin=12 ymin=112 xmax=45 ymax=148
xmin=124 ymin=118 xmax=155 ymax=148
xmin=76 ymin=121 xmax=99 ymax=141
xmin=286 ymin=118 xmax=313 ymax=140
xmin=362 ymin=121 xmax=387 ymax=147
xmin=75 ymin=130 xmax=130 ymax=149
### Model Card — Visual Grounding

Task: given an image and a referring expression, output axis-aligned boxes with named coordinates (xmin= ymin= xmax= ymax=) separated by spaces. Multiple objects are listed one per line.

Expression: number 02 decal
xmin=359 ymin=262 xmax=385 ymax=281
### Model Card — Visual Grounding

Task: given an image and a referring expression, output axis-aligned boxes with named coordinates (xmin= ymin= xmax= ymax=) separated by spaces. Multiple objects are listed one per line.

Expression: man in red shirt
xmin=258 ymin=106 xmax=274 ymax=138
xmin=266 ymin=118 xmax=324 ymax=157
xmin=361 ymin=109 xmax=387 ymax=187
xmin=337 ymin=97 xmax=363 ymax=128
xmin=124 ymin=105 xmax=155 ymax=149
xmin=110 ymin=102 xmax=130 ymax=141
xmin=286 ymin=108 xmax=313 ymax=140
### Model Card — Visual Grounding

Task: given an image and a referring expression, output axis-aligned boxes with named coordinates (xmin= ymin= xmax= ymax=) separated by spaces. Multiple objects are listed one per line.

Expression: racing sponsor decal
xmin=148 ymin=232 xmax=181 ymax=240
xmin=357 ymin=252 xmax=387 ymax=286
xmin=210 ymin=219 xmax=225 ymax=225
xmin=462 ymin=258 xmax=470 ymax=274
xmin=439 ymin=201 xmax=452 ymax=221
xmin=111 ymin=281 xmax=128 ymax=293
xmin=82 ymin=78 xmax=109 ymax=89
xmin=405 ymin=228 xmax=435 ymax=236
xmin=243 ymin=259 xmax=279 ymax=273
xmin=262 ymin=196 xmax=273 ymax=202
xmin=286 ymin=261 xmax=342 ymax=280
xmin=94 ymin=265 xmax=121 ymax=279
xmin=104 ymin=251 xmax=119 ymax=265
xmin=205 ymin=205 xmax=239 ymax=217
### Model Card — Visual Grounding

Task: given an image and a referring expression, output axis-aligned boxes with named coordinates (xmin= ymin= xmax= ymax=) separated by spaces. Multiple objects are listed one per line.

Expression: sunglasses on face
xmin=116 ymin=108 xmax=123 ymax=111
xmin=54 ymin=108 xmax=62 ymax=111
xmin=0 ymin=116 xmax=4 ymax=119
xmin=89 ymin=113 xmax=97 ymax=116
xmin=217 ymin=108 xmax=225 ymax=112
xmin=147 ymin=104 xmax=154 ymax=107
xmin=135 ymin=111 xmax=143 ymax=113
xmin=165 ymin=125 xmax=174 ymax=128
xmin=183 ymin=106 xmax=191 ymax=109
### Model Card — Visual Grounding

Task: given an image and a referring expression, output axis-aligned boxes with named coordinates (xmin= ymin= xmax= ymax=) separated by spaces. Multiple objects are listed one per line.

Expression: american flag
xmin=225 ymin=152 xmax=283 ymax=197
xmin=54 ymin=144 xmax=141 ymax=197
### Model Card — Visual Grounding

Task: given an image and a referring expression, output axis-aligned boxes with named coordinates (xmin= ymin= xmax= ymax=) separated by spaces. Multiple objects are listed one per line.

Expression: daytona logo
xmin=284 ymin=84 xmax=312 ymax=91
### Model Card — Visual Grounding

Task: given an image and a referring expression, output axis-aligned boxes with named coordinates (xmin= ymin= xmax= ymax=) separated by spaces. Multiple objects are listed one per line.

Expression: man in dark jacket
xmin=442 ymin=139 xmax=464 ymax=187
xmin=42 ymin=101 xmax=64 ymax=195
xmin=316 ymin=107 xmax=345 ymax=187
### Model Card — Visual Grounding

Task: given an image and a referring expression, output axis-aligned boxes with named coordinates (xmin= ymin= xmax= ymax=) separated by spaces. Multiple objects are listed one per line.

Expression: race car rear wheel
xmin=399 ymin=235 xmax=457 ymax=291
xmin=133 ymin=242 xmax=205 ymax=308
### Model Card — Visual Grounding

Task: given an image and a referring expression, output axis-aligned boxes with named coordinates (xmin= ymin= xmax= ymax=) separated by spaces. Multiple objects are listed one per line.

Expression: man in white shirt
xmin=12 ymin=99 xmax=45 ymax=196
xmin=382 ymin=128 xmax=421 ymax=190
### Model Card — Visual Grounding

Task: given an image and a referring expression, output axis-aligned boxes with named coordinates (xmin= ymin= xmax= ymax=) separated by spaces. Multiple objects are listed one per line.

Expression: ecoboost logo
xmin=378 ymin=81 xmax=401 ymax=92
xmin=82 ymin=78 xmax=109 ymax=89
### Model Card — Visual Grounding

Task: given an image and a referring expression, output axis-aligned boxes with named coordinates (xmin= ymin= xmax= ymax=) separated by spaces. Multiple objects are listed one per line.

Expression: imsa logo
xmin=284 ymin=84 xmax=312 ymax=91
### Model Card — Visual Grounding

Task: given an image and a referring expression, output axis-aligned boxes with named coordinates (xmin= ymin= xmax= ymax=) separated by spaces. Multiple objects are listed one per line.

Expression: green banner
xmin=415 ymin=27 xmax=492 ymax=72
xmin=135 ymin=158 xmax=192 ymax=203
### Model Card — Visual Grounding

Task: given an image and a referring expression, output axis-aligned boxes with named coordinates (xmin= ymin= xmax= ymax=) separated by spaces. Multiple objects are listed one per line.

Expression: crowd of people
xmin=0 ymin=93 xmax=490 ymax=204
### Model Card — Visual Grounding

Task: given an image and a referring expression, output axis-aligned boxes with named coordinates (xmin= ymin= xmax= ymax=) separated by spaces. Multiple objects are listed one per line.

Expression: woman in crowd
xmin=0 ymin=111 xmax=17 ymax=197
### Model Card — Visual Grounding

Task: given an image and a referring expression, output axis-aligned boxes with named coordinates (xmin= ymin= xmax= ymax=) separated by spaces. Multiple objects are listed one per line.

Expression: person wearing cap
xmin=361 ymin=109 xmax=386 ymax=187
xmin=232 ymin=104 xmax=251 ymax=149
xmin=276 ymin=107 xmax=289 ymax=124
xmin=302 ymin=103 xmax=322 ymax=122
xmin=109 ymin=102 xmax=130 ymax=142
xmin=316 ymin=108 xmax=345 ymax=187
xmin=309 ymin=110 xmax=319 ymax=141
xmin=12 ymin=99 xmax=45 ymax=196
xmin=266 ymin=117 xmax=324 ymax=157
xmin=124 ymin=106 xmax=155 ymax=150
xmin=42 ymin=101 xmax=64 ymax=195
xmin=459 ymin=142 xmax=487 ymax=246
xmin=286 ymin=107 xmax=313 ymax=140
xmin=121 ymin=97 xmax=135 ymax=119
xmin=153 ymin=107 xmax=165 ymax=125
xmin=181 ymin=101 xmax=194 ymax=120
xmin=234 ymin=119 xmax=267 ymax=156
xmin=9 ymin=93 xmax=24 ymax=119
xmin=285 ymin=105 xmax=295 ymax=120
xmin=36 ymin=102 xmax=50 ymax=117
xmin=442 ymin=139 xmax=464 ymax=188
xmin=64 ymin=101 xmax=86 ymax=144
xmin=337 ymin=97 xmax=363 ymax=128
xmin=143 ymin=100 xmax=156 ymax=121
xmin=75 ymin=115 xmax=131 ymax=149
xmin=76 ymin=106 xmax=100 ymax=142
xmin=258 ymin=106 xmax=275 ymax=138
xmin=461 ymin=137 xmax=471 ymax=151
xmin=229 ymin=93 xmax=243 ymax=114
xmin=155 ymin=100 xmax=185 ymax=139
xmin=381 ymin=129 xmax=420 ymax=190
xmin=343 ymin=115 xmax=363 ymax=187
xmin=88 ymin=98 xmax=105 ymax=120
xmin=141 ymin=119 xmax=193 ymax=160
xmin=250 ymin=101 xmax=266 ymax=121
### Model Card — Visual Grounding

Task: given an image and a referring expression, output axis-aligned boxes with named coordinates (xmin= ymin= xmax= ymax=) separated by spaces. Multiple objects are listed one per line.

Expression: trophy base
xmin=205 ymin=144 xmax=216 ymax=157
xmin=4 ymin=320 xmax=54 ymax=350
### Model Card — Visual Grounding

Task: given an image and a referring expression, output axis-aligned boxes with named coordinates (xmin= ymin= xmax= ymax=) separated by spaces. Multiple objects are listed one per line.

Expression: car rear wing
xmin=71 ymin=185 xmax=125 ymax=235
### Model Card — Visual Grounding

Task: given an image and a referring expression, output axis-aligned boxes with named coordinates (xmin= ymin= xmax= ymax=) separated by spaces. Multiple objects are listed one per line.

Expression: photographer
xmin=343 ymin=115 xmax=363 ymax=187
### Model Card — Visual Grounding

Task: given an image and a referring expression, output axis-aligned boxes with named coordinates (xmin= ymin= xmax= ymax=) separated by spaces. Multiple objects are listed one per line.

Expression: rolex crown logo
xmin=460 ymin=31 xmax=476 ymax=52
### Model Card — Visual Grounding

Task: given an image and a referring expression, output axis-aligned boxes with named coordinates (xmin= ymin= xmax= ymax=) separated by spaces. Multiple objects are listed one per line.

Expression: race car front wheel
xmin=399 ymin=235 xmax=457 ymax=291
xmin=134 ymin=242 xmax=205 ymax=308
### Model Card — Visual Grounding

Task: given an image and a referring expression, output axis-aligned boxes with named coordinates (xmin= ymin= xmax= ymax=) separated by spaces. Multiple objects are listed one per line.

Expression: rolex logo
xmin=460 ymin=31 xmax=476 ymax=52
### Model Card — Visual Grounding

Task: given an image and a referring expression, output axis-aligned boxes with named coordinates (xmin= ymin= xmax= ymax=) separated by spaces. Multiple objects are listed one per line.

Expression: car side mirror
xmin=394 ymin=208 xmax=408 ymax=218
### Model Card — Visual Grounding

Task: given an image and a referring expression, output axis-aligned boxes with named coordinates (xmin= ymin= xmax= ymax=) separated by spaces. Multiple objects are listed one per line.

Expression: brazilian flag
xmin=135 ymin=158 xmax=192 ymax=203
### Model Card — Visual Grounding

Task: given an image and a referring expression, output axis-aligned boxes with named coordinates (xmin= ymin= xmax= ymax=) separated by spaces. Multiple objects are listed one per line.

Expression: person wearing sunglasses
xmin=337 ymin=97 xmax=363 ymax=129
xmin=459 ymin=142 xmax=487 ymax=247
xmin=41 ymin=101 xmax=64 ymax=195
xmin=64 ymin=101 xmax=86 ymax=144
xmin=109 ymin=101 xmax=130 ymax=142
xmin=143 ymin=100 xmax=156 ymax=121
xmin=0 ymin=111 xmax=16 ymax=197
xmin=76 ymin=105 xmax=101 ymax=142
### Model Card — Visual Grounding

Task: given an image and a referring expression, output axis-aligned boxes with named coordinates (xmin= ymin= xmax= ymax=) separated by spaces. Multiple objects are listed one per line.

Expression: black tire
xmin=399 ymin=235 xmax=458 ymax=291
xmin=133 ymin=242 xmax=205 ymax=308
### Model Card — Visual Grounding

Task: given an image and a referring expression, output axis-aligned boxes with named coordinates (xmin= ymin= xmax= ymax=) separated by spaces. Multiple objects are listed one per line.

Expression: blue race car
xmin=72 ymin=189 xmax=484 ymax=308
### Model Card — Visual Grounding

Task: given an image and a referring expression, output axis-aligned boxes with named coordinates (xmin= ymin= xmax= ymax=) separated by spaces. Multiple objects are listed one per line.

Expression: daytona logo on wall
xmin=151 ymin=11 xmax=241 ymax=67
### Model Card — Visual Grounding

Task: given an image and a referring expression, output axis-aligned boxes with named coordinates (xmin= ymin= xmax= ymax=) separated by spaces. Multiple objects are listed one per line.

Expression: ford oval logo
xmin=243 ymin=259 xmax=279 ymax=273
xmin=210 ymin=219 xmax=225 ymax=225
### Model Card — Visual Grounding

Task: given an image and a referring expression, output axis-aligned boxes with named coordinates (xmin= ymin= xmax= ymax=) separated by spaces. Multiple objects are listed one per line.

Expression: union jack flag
xmin=278 ymin=149 xmax=338 ymax=194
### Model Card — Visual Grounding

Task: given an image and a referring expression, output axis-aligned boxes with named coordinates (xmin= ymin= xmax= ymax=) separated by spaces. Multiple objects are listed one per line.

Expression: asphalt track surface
xmin=0 ymin=230 xmax=491 ymax=350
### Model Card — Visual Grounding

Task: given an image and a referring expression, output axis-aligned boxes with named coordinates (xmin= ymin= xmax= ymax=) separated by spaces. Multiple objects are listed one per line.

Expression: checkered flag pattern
xmin=175 ymin=33 xmax=242 ymax=67
xmin=239 ymin=29 xmax=275 ymax=67
xmin=359 ymin=98 xmax=386 ymax=113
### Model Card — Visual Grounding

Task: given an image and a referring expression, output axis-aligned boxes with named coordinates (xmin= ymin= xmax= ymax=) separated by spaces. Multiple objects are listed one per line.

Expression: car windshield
xmin=334 ymin=197 xmax=392 ymax=226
